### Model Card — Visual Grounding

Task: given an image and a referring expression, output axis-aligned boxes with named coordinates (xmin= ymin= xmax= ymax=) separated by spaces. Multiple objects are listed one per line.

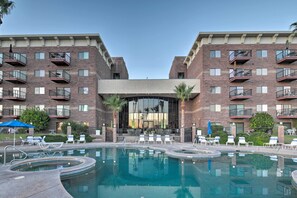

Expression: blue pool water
xmin=60 ymin=148 xmax=297 ymax=198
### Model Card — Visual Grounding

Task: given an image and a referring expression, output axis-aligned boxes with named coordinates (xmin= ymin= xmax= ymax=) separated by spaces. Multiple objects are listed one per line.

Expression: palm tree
xmin=103 ymin=95 xmax=127 ymax=143
xmin=291 ymin=22 xmax=297 ymax=33
xmin=174 ymin=82 xmax=194 ymax=143
xmin=0 ymin=0 xmax=15 ymax=25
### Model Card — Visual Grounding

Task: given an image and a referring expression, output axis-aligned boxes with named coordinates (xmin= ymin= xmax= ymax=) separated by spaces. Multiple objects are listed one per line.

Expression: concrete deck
xmin=1 ymin=142 xmax=297 ymax=198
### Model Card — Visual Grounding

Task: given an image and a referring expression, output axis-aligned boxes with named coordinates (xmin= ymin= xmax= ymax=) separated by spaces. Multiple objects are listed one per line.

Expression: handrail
xmin=3 ymin=145 xmax=28 ymax=166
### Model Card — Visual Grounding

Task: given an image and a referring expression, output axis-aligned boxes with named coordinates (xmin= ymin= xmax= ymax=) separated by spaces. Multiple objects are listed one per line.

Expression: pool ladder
xmin=3 ymin=145 xmax=28 ymax=166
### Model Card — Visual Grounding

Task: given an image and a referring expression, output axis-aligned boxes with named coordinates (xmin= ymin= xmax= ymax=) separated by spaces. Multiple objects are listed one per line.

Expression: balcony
xmin=4 ymin=71 xmax=27 ymax=84
xmin=229 ymin=89 xmax=252 ymax=100
xmin=2 ymin=108 xmax=23 ymax=118
xmin=2 ymin=90 xmax=26 ymax=101
xmin=276 ymin=69 xmax=297 ymax=82
xmin=229 ymin=50 xmax=252 ymax=65
xmin=277 ymin=108 xmax=297 ymax=119
xmin=276 ymin=88 xmax=297 ymax=100
xmin=49 ymin=52 xmax=71 ymax=66
xmin=4 ymin=53 xmax=27 ymax=66
xmin=276 ymin=50 xmax=297 ymax=64
xmin=229 ymin=69 xmax=252 ymax=82
xmin=48 ymin=108 xmax=70 ymax=119
xmin=229 ymin=109 xmax=252 ymax=119
xmin=49 ymin=89 xmax=71 ymax=101
xmin=49 ymin=70 xmax=71 ymax=83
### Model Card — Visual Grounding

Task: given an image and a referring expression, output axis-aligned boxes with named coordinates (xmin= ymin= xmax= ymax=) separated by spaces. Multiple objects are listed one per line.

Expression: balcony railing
xmin=4 ymin=53 xmax=27 ymax=66
xmin=229 ymin=108 xmax=252 ymax=119
xmin=276 ymin=49 xmax=297 ymax=64
xmin=229 ymin=89 xmax=252 ymax=100
xmin=2 ymin=108 xmax=23 ymax=118
xmin=3 ymin=71 xmax=27 ymax=84
xmin=2 ymin=90 xmax=26 ymax=100
xmin=49 ymin=52 xmax=71 ymax=66
xmin=276 ymin=69 xmax=297 ymax=82
xmin=229 ymin=69 xmax=252 ymax=82
xmin=229 ymin=50 xmax=252 ymax=64
xmin=49 ymin=89 xmax=71 ymax=100
xmin=49 ymin=70 xmax=71 ymax=83
xmin=277 ymin=108 xmax=297 ymax=119
xmin=48 ymin=108 xmax=70 ymax=118
xmin=276 ymin=88 xmax=297 ymax=100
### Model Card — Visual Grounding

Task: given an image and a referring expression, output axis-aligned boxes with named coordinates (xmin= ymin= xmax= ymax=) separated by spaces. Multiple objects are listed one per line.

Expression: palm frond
xmin=174 ymin=82 xmax=195 ymax=101
xmin=290 ymin=22 xmax=297 ymax=33
xmin=103 ymin=95 xmax=127 ymax=112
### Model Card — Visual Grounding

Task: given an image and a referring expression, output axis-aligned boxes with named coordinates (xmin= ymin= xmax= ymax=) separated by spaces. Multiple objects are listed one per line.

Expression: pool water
xmin=61 ymin=148 xmax=297 ymax=198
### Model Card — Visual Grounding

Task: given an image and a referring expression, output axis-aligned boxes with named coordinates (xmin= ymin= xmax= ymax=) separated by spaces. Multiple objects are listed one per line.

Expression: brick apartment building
xmin=0 ymin=32 xmax=296 ymax=136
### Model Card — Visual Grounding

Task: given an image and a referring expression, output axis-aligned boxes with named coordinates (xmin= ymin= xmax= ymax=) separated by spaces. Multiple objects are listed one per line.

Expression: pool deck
xmin=1 ymin=142 xmax=297 ymax=198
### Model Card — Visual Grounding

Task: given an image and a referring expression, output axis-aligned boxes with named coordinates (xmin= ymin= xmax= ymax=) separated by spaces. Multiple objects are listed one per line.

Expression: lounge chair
xmin=148 ymin=134 xmax=155 ymax=144
xmin=238 ymin=137 xmax=253 ymax=146
xmin=20 ymin=137 xmax=26 ymax=146
xmin=164 ymin=135 xmax=173 ymax=144
xmin=26 ymin=136 xmax=42 ymax=145
xmin=283 ymin=138 xmax=297 ymax=149
xmin=226 ymin=136 xmax=235 ymax=145
xmin=263 ymin=136 xmax=278 ymax=147
xmin=213 ymin=136 xmax=220 ymax=145
xmin=77 ymin=135 xmax=86 ymax=144
xmin=138 ymin=134 xmax=145 ymax=144
xmin=156 ymin=135 xmax=163 ymax=144
xmin=66 ymin=135 xmax=75 ymax=144
xmin=38 ymin=136 xmax=64 ymax=150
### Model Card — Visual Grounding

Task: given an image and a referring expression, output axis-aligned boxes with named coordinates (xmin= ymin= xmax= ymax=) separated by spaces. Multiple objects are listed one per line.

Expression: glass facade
xmin=119 ymin=97 xmax=179 ymax=130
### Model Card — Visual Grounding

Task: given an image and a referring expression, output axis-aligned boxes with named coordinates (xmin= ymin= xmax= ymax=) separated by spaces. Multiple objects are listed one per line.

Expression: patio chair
xmin=199 ymin=136 xmax=208 ymax=145
xmin=283 ymin=138 xmax=297 ymax=149
xmin=38 ymin=136 xmax=64 ymax=150
xmin=164 ymin=135 xmax=173 ymax=144
xmin=148 ymin=134 xmax=155 ymax=144
xmin=226 ymin=136 xmax=235 ymax=145
xmin=213 ymin=136 xmax=220 ymax=145
xmin=77 ymin=135 xmax=86 ymax=144
xmin=156 ymin=135 xmax=163 ymax=144
xmin=263 ymin=136 xmax=278 ymax=147
xmin=138 ymin=134 xmax=145 ymax=144
xmin=66 ymin=135 xmax=75 ymax=144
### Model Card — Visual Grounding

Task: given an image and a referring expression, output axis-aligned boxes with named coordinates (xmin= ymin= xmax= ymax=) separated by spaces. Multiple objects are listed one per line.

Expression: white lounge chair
xmin=77 ymin=135 xmax=86 ymax=144
xmin=38 ymin=136 xmax=64 ymax=150
xmin=164 ymin=135 xmax=173 ymax=144
xmin=26 ymin=136 xmax=42 ymax=145
xmin=226 ymin=136 xmax=235 ymax=145
xmin=156 ymin=135 xmax=163 ymax=144
xmin=237 ymin=137 xmax=253 ymax=146
xmin=138 ymin=134 xmax=145 ymax=144
xmin=283 ymin=138 xmax=297 ymax=149
xmin=66 ymin=135 xmax=75 ymax=144
xmin=213 ymin=136 xmax=220 ymax=145
xmin=148 ymin=134 xmax=155 ymax=144
xmin=263 ymin=136 xmax=278 ymax=147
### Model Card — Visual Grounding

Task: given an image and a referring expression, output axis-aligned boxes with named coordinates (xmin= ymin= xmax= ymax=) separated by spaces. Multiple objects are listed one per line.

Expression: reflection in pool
xmin=60 ymin=148 xmax=297 ymax=198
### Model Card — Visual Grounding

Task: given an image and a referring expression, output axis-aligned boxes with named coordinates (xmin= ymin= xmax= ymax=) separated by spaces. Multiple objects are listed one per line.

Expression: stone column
xmin=29 ymin=127 xmax=34 ymax=136
xmin=67 ymin=123 xmax=72 ymax=135
xmin=231 ymin=123 xmax=236 ymax=137
xmin=102 ymin=123 xmax=106 ymax=142
xmin=278 ymin=123 xmax=285 ymax=144
xmin=192 ymin=123 xmax=196 ymax=143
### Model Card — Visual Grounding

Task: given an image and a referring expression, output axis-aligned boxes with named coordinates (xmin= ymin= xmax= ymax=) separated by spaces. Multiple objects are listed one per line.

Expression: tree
xmin=0 ymin=0 xmax=15 ymax=25
xmin=174 ymin=82 xmax=194 ymax=142
xmin=20 ymin=107 xmax=50 ymax=132
xmin=103 ymin=95 xmax=127 ymax=142
xmin=249 ymin=112 xmax=274 ymax=133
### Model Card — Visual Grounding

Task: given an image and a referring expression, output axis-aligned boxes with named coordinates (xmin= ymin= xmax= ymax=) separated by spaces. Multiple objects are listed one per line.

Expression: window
xmin=210 ymin=50 xmax=221 ymax=58
xmin=78 ymin=69 xmax=89 ymax=77
xmin=113 ymin=73 xmax=120 ymax=79
xmin=78 ymin=87 xmax=89 ymax=94
xmin=34 ymin=70 xmax=45 ymax=77
xmin=256 ymin=86 xmax=268 ymax=94
xmin=35 ymin=105 xmax=45 ymax=111
xmin=79 ymin=105 xmax=88 ymax=112
xmin=35 ymin=87 xmax=45 ymax=94
xmin=230 ymin=122 xmax=244 ymax=134
xmin=256 ymin=50 xmax=268 ymax=58
xmin=257 ymin=104 xmax=268 ymax=112
xmin=210 ymin=69 xmax=221 ymax=76
xmin=177 ymin=72 xmax=185 ymax=79
xmin=210 ymin=86 xmax=221 ymax=94
xmin=35 ymin=52 xmax=45 ymax=60
xmin=13 ymin=105 xmax=26 ymax=116
xmin=256 ymin=68 xmax=268 ymax=76
xmin=0 ymin=53 xmax=3 ymax=64
xmin=78 ymin=52 xmax=89 ymax=60
xmin=210 ymin=104 xmax=221 ymax=112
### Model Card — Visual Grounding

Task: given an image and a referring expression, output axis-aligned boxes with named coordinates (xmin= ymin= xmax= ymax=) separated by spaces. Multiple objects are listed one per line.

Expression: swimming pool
xmin=61 ymin=148 xmax=297 ymax=198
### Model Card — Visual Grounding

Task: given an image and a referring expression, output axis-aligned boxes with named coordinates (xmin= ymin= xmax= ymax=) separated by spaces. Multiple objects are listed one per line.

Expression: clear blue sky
xmin=1 ymin=0 xmax=296 ymax=79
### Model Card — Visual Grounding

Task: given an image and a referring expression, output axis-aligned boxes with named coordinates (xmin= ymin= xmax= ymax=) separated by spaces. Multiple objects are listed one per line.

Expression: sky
xmin=0 ymin=0 xmax=296 ymax=79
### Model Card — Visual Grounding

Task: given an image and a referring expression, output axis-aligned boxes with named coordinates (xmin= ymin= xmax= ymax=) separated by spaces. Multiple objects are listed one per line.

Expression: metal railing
xmin=4 ymin=71 xmax=27 ymax=82
xmin=49 ymin=70 xmax=71 ymax=81
xmin=48 ymin=108 xmax=71 ymax=117
xmin=4 ymin=52 xmax=27 ymax=65
xmin=49 ymin=52 xmax=71 ymax=64
xmin=229 ymin=50 xmax=252 ymax=61
xmin=229 ymin=89 xmax=252 ymax=97
xmin=276 ymin=69 xmax=297 ymax=79
xmin=229 ymin=69 xmax=252 ymax=78
xmin=3 ymin=90 xmax=26 ymax=99
xmin=276 ymin=49 xmax=297 ymax=61
xmin=3 ymin=145 xmax=28 ymax=165
xmin=229 ymin=109 xmax=252 ymax=117
xmin=49 ymin=89 xmax=71 ymax=99
xmin=277 ymin=108 xmax=297 ymax=117
xmin=2 ymin=108 xmax=23 ymax=116
xmin=276 ymin=88 xmax=297 ymax=98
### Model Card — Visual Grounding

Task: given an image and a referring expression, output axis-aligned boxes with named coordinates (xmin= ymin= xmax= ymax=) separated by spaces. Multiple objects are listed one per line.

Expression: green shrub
xmin=212 ymin=131 xmax=228 ymax=144
xmin=249 ymin=112 xmax=274 ymax=133
xmin=248 ymin=132 xmax=270 ymax=146
xmin=43 ymin=135 xmax=67 ymax=143
xmin=211 ymin=125 xmax=224 ymax=133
